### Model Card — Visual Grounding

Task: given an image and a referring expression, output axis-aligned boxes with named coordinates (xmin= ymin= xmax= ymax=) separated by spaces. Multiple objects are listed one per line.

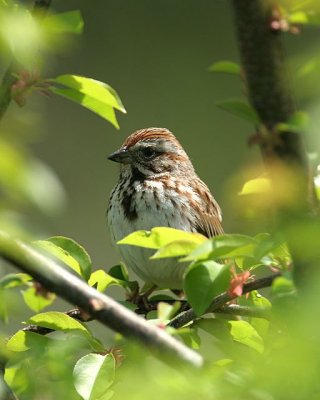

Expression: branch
xmin=0 ymin=0 xmax=52 ymax=120
xmin=136 ymin=300 xmax=271 ymax=319
xmin=230 ymin=0 xmax=320 ymax=290
xmin=231 ymin=0 xmax=313 ymax=206
xmin=169 ymin=273 xmax=280 ymax=329
xmin=0 ymin=231 xmax=203 ymax=368
xmin=21 ymin=302 xmax=271 ymax=337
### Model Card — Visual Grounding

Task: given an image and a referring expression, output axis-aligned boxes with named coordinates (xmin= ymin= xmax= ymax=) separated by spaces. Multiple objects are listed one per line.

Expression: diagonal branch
xmin=0 ymin=231 xmax=203 ymax=368
xmin=169 ymin=272 xmax=280 ymax=329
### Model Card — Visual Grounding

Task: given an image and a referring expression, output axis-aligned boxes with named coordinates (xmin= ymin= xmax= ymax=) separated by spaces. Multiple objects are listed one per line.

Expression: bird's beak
xmin=107 ymin=148 xmax=131 ymax=164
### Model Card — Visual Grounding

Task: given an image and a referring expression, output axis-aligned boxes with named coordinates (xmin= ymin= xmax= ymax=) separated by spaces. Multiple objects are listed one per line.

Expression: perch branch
xmin=0 ymin=231 xmax=203 ymax=368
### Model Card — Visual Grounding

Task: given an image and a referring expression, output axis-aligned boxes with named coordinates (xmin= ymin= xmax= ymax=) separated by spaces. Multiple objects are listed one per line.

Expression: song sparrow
xmin=107 ymin=128 xmax=223 ymax=289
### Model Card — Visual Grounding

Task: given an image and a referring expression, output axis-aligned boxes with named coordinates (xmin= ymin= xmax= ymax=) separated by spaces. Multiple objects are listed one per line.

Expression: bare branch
xmin=231 ymin=0 xmax=313 ymax=206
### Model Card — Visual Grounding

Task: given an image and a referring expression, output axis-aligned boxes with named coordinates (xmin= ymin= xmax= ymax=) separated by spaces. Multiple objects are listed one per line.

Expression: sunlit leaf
xmin=151 ymin=239 xmax=203 ymax=259
xmin=7 ymin=330 xmax=51 ymax=352
xmin=36 ymin=236 xmax=92 ymax=280
xmin=73 ymin=353 xmax=115 ymax=400
xmin=48 ymin=75 xmax=126 ymax=128
xmin=277 ymin=111 xmax=310 ymax=134
xmin=44 ymin=10 xmax=84 ymax=35
xmin=184 ymin=261 xmax=230 ymax=316
xmin=88 ymin=270 xmax=118 ymax=292
xmin=215 ymin=98 xmax=260 ymax=124
xmin=157 ymin=302 xmax=180 ymax=322
xmin=208 ymin=60 xmax=240 ymax=75
xmin=239 ymin=177 xmax=272 ymax=196
xmin=0 ymin=273 xmax=31 ymax=289
xmin=118 ymin=227 xmax=206 ymax=249
xmin=182 ymin=234 xmax=257 ymax=262
xmin=22 ymin=286 xmax=55 ymax=312
xmin=229 ymin=320 xmax=264 ymax=354
xmin=27 ymin=311 xmax=103 ymax=351
xmin=0 ymin=7 xmax=42 ymax=67
xmin=288 ymin=10 xmax=320 ymax=25
xmin=47 ymin=236 xmax=91 ymax=280
xmin=0 ymin=289 xmax=7 ymax=323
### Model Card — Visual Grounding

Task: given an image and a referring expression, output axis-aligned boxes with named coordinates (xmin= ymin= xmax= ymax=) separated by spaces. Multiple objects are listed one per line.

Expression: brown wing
xmin=193 ymin=179 xmax=224 ymax=238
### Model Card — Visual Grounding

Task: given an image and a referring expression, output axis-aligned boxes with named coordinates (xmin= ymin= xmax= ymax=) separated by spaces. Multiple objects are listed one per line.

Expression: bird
xmin=107 ymin=127 xmax=223 ymax=289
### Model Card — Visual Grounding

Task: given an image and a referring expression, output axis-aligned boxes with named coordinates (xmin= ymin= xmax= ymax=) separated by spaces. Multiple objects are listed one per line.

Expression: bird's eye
xmin=141 ymin=147 xmax=156 ymax=159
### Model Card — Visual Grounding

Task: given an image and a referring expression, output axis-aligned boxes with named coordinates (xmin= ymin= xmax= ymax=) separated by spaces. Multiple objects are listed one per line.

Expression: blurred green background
xmin=6 ymin=0 xmax=320 ymax=269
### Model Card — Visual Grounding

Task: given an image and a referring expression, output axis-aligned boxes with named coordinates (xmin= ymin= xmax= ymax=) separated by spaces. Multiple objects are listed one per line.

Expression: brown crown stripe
xmin=123 ymin=127 xmax=181 ymax=149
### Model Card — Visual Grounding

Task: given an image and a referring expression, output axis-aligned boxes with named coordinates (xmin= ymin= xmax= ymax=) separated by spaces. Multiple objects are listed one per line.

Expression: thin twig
xmin=21 ymin=302 xmax=271 ymax=336
xmin=169 ymin=273 xmax=281 ymax=329
xmin=0 ymin=231 xmax=203 ymax=368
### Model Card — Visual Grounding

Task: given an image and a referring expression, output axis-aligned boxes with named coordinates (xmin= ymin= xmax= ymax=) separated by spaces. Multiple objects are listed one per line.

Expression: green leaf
xmin=0 ymin=273 xmax=31 ymax=289
xmin=288 ymin=10 xmax=320 ymax=25
xmin=157 ymin=302 xmax=180 ymax=322
xmin=277 ymin=111 xmax=310 ymax=134
xmin=215 ymin=98 xmax=260 ymax=124
xmin=229 ymin=320 xmax=264 ymax=354
xmin=118 ymin=227 xmax=206 ymax=249
xmin=73 ymin=353 xmax=115 ymax=400
xmin=183 ymin=261 xmax=230 ymax=316
xmin=48 ymin=236 xmax=92 ymax=280
xmin=248 ymin=291 xmax=271 ymax=337
xmin=36 ymin=236 xmax=92 ymax=280
xmin=108 ymin=264 xmax=129 ymax=281
xmin=0 ymin=139 xmax=65 ymax=214
xmin=196 ymin=318 xmax=232 ymax=342
xmin=0 ymin=7 xmax=42 ymax=68
xmin=239 ymin=177 xmax=272 ymax=196
xmin=253 ymin=233 xmax=288 ymax=263
xmin=151 ymin=239 xmax=203 ymax=259
xmin=28 ymin=311 xmax=86 ymax=331
xmin=0 ymin=289 xmax=7 ymax=323
xmin=88 ymin=270 xmax=119 ymax=292
xmin=7 ymin=330 xmax=51 ymax=352
xmin=208 ymin=60 xmax=240 ymax=75
xmin=271 ymin=276 xmax=296 ymax=296
xmin=183 ymin=234 xmax=257 ymax=262
xmin=48 ymin=75 xmax=126 ymax=128
xmin=27 ymin=311 xmax=103 ymax=351
xmin=22 ymin=287 xmax=55 ymax=312
xmin=44 ymin=10 xmax=84 ymax=35
xmin=177 ymin=328 xmax=201 ymax=350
